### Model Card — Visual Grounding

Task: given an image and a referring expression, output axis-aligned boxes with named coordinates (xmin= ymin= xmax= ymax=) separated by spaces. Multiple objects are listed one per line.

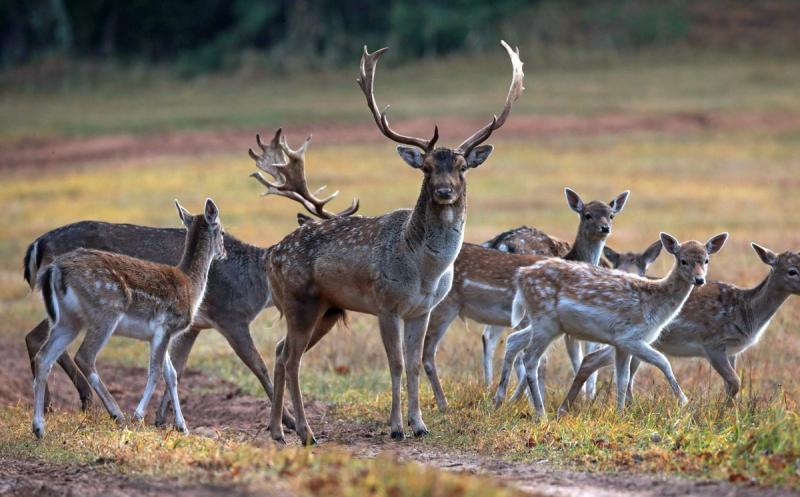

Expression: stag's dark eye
xmin=788 ymin=269 xmax=799 ymax=277
xmin=680 ymin=259 xmax=688 ymax=266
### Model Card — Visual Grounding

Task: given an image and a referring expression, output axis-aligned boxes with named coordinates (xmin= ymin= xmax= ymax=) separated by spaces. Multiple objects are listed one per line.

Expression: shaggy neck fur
xmin=404 ymin=178 xmax=466 ymax=257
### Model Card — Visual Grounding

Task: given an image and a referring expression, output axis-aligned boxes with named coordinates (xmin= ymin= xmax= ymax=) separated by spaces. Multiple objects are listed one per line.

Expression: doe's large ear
xmin=466 ymin=144 xmax=493 ymax=169
xmin=603 ymin=246 xmax=620 ymax=267
xmin=610 ymin=190 xmax=630 ymax=214
xmin=705 ymin=232 xmax=728 ymax=255
xmin=564 ymin=187 xmax=584 ymax=213
xmin=642 ymin=239 xmax=663 ymax=264
xmin=751 ymin=242 xmax=778 ymax=266
xmin=204 ymin=198 xmax=219 ymax=225
xmin=660 ymin=232 xmax=680 ymax=256
xmin=175 ymin=199 xmax=192 ymax=229
xmin=397 ymin=146 xmax=423 ymax=169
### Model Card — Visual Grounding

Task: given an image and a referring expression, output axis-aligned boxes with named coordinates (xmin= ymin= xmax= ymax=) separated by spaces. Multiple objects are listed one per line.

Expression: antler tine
xmin=455 ymin=40 xmax=525 ymax=156
xmin=249 ymin=131 xmax=359 ymax=220
xmin=357 ymin=45 xmax=438 ymax=152
xmin=248 ymin=130 xmax=288 ymax=183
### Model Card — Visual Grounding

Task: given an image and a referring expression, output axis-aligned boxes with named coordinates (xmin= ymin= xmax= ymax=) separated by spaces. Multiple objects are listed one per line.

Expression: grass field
xmin=2 ymin=50 xmax=800 ymax=494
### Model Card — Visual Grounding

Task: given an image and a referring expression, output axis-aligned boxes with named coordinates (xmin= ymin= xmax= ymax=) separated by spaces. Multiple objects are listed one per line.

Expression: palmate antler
xmin=249 ymin=128 xmax=359 ymax=220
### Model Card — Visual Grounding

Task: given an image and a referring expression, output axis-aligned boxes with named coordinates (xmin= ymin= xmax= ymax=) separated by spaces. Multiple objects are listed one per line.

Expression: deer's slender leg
xmin=728 ymin=354 xmax=737 ymax=370
xmin=510 ymin=352 xmax=540 ymax=402
xmin=493 ymin=325 xmax=530 ymax=406
xmin=613 ymin=349 xmax=632 ymax=412
xmin=404 ymin=313 xmax=431 ymax=437
xmin=272 ymin=301 xmax=322 ymax=445
xmin=521 ymin=329 xmax=557 ymax=419
xmin=162 ymin=350 xmax=187 ymax=433
xmin=623 ymin=340 xmax=687 ymax=406
xmin=584 ymin=341 xmax=602 ymax=399
xmin=155 ymin=327 xmax=200 ymax=427
xmin=26 ymin=319 xmax=94 ymax=411
xmin=32 ymin=323 xmax=79 ymax=438
xmin=558 ymin=346 xmax=614 ymax=416
xmin=626 ymin=356 xmax=642 ymax=404
xmin=706 ymin=347 xmax=741 ymax=400
xmin=482 ymin=325 xmax=505 ymax=384
xmin=74 ymin=317 xmax=125 ymax=422
xmin=422 ymin=303 xmax=459 ymax=412
xmin=134 ymin=327 xmax=169 ymax=422
xmin=378 ymin=312 xmax=405 ymax=439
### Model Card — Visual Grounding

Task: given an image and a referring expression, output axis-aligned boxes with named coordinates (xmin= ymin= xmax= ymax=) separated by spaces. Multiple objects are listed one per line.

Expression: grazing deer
xmin=557 ymin=242 xmax=800 ymax=414
xmin=23 ymin=129 xmax=356 ymax=431
xmin=421 ymin=188 xmax=629 ymax=412
xmin=501 ymin=239 xmax=662 ymax=404
xmin=494 ymin=232 xmax=728 ymax=418
xmin=31 ymin=199 xmax=225 ymax=438
xmin=264 ymin=41 xmax=524 ymax=445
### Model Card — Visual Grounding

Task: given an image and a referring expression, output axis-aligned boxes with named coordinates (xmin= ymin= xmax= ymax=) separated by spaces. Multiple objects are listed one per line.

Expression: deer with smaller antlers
xmin=557 ymin=242 xmax=800 ymax=415
xmin=421 ymin=188 xmax=629 ymax=412
xmin=494 ymin=232 xmax=728 ymax=418
xmin=31 ymin=199 xmax=224 ymax=438
xmin=263 ymin=41 xmax=524 ymax=444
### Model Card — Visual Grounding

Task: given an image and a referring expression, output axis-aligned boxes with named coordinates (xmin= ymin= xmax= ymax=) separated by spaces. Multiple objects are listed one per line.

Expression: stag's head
xmin=751 ymin=243 xmax=800 ymax=294
xmin=565 ymin=188 xmax=629 ymax=243
xmin=660 ymin=232 xmax=728 ymax=286
xmin=357 ymin=41 xmax=524 ymax=205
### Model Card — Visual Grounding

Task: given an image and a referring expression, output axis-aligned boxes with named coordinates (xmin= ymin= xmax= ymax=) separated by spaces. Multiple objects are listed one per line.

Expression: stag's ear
xmin=705 ymin=232 xmax=728 ymax=255
xmin=642 ymin=240 xmax=663 ymax=265
xmin=751 ymin=242 xmax=778 ymax=267
xmin=603 ymin=246 xmax=620 ymax=267
xmin=204 ymin=198 xmax=219 ymax=225
xmin=397 ymin=146 xmax=423 ymax=169
xmin=660 ymin=232 xmax=680 ymax=256
xmin=175 ymin=200 xmax=192 ymax=229
xmin=610 ymin=190 xmax=630 ymax=214
xmin=565 ymin=187 xmax=584 ymax=213
xmin=466 ymin=145 xmax=493 ymax=169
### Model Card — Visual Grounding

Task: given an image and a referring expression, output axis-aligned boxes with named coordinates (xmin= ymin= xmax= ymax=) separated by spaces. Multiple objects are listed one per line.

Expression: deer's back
xmin=482 ymin=226 xmax=571 ymax=256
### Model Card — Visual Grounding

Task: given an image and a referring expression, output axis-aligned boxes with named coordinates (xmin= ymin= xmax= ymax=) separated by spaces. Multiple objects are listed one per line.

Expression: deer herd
xmin=22 ymin=41 xmax=799 ymax=445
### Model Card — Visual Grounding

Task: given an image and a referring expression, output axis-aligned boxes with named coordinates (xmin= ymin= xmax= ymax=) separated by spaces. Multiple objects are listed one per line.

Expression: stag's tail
xmin=39 ymin=265 xmax=61 ymax=326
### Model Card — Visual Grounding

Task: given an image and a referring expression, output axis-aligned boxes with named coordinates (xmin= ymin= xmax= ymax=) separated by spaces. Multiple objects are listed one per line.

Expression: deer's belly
xmin=557 ymin=298 xmax=618 ymax=344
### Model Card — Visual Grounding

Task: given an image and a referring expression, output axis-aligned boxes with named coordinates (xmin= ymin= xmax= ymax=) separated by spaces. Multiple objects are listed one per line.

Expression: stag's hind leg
xmin=422 ymin=303 xmax=459 ymax=413
xmin=378 ymin=312 xmax=405 ymax=439
xmin=405 ymin=312 xmax=431 ymax=437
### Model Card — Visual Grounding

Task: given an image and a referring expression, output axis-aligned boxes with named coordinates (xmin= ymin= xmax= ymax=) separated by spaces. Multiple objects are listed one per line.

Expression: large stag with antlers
xmin=264 ymin=41 xmax=524 ymax=444
xmin=23 ymin=129 xmax=356 ymax=431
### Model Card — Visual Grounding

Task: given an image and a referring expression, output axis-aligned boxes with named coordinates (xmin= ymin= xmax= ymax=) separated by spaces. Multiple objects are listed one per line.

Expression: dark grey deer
xmin=23 ymin=129 xmax=356 ymax=430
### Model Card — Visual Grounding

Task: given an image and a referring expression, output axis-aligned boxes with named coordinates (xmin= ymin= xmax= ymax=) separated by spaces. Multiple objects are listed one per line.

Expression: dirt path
xmin=3 ymin=110 xmax=800 ymax=172
xmin=1 ymin=338 xmax=796 ymax=497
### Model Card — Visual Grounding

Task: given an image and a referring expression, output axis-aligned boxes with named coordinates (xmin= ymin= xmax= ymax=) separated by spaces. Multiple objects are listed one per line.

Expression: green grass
xmin=1 ymin=50 xmax=799 ymax=140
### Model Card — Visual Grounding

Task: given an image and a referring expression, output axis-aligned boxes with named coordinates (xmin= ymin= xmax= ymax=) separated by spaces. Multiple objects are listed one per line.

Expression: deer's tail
xmin=40 ymin=265 xmax=61 ymax=326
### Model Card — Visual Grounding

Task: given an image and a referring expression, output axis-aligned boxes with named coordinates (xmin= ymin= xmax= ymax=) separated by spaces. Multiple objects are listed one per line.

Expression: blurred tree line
xmin=1 ymin=0 xmax=793 ymax=75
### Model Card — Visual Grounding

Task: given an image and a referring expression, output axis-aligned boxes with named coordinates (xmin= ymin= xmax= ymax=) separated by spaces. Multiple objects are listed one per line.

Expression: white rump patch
xmin=510 ymin=288 xmax=527 ymax=328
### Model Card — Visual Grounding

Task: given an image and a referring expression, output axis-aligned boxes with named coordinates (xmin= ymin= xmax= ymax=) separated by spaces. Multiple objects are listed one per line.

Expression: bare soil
xmin=2 ymin=110 xmax=800 ymax=173
xmin=1 ymin=337 xmax=797 ymax=497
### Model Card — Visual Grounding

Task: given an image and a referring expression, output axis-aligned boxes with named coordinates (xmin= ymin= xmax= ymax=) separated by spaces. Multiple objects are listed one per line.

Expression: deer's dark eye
xmin=460 ymin=165 xmax=467 ymax=173
xmin=610 ymin=214 xmax=615 ymax=219
xmin=788 ymin=269 xmax=799 ymax=277
xmin=680 ymin=259 xmax=688 ymax=266
xmin=584 ymin=213 xmax=592 ymax=220
xmin=704 ymin=258 xmax=709 ymax=264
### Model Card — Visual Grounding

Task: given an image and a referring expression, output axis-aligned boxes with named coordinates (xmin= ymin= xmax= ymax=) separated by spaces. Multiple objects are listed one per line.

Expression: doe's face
xmin=776 ymin=252 xmax=800 ymax=293
xmin=661 ymin=233 xmax=727 ymax=287
xmin=579 ymin=201 xmax=617 ymax=242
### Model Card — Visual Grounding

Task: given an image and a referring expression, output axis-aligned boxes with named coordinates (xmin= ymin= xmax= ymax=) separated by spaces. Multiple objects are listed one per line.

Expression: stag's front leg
xmin=404 ymin=313 xmax=430 ymax=437
xmin=378 ymin=313 xmax=405 ymax=439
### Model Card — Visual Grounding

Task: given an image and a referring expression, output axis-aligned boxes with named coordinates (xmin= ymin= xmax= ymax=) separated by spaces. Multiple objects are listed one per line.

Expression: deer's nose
xmin=693 ymin=276 xmax=705 ymax=286
xmin=435 ymin=187 xmax=454 ymax=198
xmin=599 ymin=225 xmax=611 ymax=234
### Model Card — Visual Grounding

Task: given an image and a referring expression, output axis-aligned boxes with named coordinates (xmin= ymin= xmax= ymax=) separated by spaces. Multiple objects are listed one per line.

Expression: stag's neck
xmin=178 ymin=228 xmax=215 ymax=303
xmin=744 ymin=271 xmax=791 ymax=332
xmin=404 ymin=183 xmax=466 ymax=259
xmin=565 ymin=232 xmax=605 ymax=265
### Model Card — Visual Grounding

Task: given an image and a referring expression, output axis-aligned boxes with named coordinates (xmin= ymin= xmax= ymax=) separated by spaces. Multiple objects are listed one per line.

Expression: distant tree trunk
xmin=48 ymin=0 xmax=73 ymax=52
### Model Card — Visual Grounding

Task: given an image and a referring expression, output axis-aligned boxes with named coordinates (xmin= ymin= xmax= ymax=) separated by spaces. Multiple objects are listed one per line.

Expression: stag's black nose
xmin=435 ymin=187 xmax=454 ymax=199
xmin=599 ymin=225 xmax=611 ymax=234
xmin=694 ymin=276 xmax=705 ymax=286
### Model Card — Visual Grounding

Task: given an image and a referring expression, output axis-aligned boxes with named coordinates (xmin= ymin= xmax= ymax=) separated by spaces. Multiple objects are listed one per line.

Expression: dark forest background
xmin=2 ymin=0 xmax=798 ymax=76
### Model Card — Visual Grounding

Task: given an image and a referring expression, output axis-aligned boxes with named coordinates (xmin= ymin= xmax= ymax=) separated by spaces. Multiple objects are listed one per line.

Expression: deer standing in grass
xmin=265 ymin=41 xmax=524 ymax=445
xmin=494 ymin=232 xmax=728 ymax=418
xmin=31 ymin=199 xmax=225 ymax=438
xmin=499 ymin=239 xmax=663 ymax=404
xmin=557 ymin=242 xmax=800 ymax=414
xmin=23 ymin=129 xmax=356 ymax=431
xmin=421 ymin=188 xmax=629 ymax=412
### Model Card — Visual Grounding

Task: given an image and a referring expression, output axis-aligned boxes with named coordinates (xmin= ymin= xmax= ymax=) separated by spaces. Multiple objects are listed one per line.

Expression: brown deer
xmin=264 ymin=41 xmax=524 ymax=445
xmin=421 ymin=188 xmax=629 ymax=412
xmin=494 ymin=232 xmax=728 ymax=418
xmin=557 ymin=242 xmax=800 ymax=415
xmin=31 ymin=199 xmax=225 ymax=438
xmin=23 ymin=129 xmax=356 ymax=431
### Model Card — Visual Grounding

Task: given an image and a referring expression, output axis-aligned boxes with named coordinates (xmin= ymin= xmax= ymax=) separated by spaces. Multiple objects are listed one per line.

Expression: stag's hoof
xmin=413 ymin=427 xmax=429 ymax=438
xmin=282 ymin=413 xmax=297 ymax=431
xmin=80 ymin=397 xmax=93 ymax=412
xmin=390 ymin=429 xmax=405 ymax=440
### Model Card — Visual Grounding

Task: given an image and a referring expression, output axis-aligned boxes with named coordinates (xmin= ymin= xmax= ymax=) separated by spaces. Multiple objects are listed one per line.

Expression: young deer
xmin=31 ymin=199 xmax=225 ymax=438
xmin=265 ymin=41 xmax=524 ymax=445
xmin=557 ymin=242 xmax=800 ymax=414
xmin=422 ymin=188 xmax=629 ymax=412
xmin=23 ymin=129 xmax=355 ymax=431
xmin=494 ymin=232 xmax=728 ymax=418
xmin=501 ymin=239 xmax=662 ymax=404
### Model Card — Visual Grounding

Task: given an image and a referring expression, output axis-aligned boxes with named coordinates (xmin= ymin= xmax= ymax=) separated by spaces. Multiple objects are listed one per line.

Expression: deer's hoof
xmin=176 ymin=424 xmax=189 ymax=435
xmin=112 ymin=413 xmax=127 ymax=426
xmin=32 ymin=423 xmax=44 ymax=439
xmin=390 ymin=429 xmax=405 ymax=440
xmin=492 ymin=396 xmax=504 ymax=409
xmin=556 ymin=407 xmax=569 ymax=418
xmin=80 ymin=398 xmax=93 ymax=412
xmin=413 ymin=427 xmax=429 ymax=438
xmin=282 ymin=414 xmax=297 ymax=431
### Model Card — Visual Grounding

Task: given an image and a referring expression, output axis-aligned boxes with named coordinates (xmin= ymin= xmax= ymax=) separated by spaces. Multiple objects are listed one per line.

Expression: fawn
xmin=494 ymin=232 xmax=728 ymax=418
xmin=31 ymin=199 xmax=224 ymax=438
